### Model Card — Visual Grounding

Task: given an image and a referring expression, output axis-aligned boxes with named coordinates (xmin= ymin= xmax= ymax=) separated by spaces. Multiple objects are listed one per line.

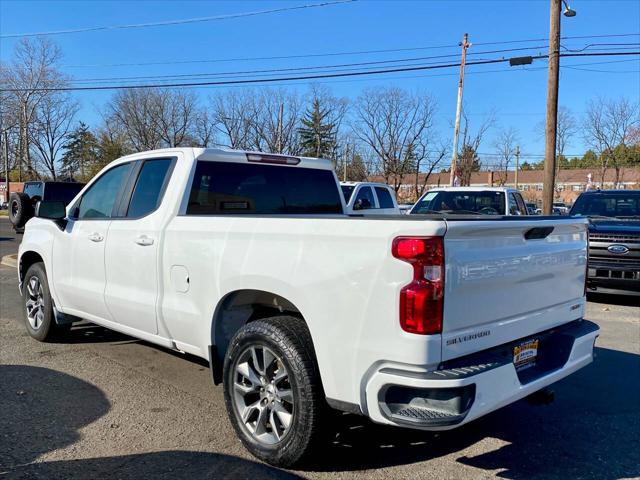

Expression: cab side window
xmin=354 ymin=187 xmax=375 ymax=210
xmin=75 ymin=163 xmax=133 ymax=219
xmin=509 ymin=192 xmax=525 ymax=215
xmin=126 ymin=159 xmax=173 ymax=218
xmin=375 ymin=187 xmax=395 ymax=209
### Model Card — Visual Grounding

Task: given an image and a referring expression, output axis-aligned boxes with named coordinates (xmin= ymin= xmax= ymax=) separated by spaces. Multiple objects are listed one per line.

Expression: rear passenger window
xmin=509 ymin=192 xmax=525 ymax=215
xmin=127 ymin=159 xmax=173 ymax=218
xmin=354 ymin=187 xmax=375 ymax=210
xmin=375 ymin=187 xmax=394 ymax=209
xmin=186 ymin=162 xmax=343 ymax=215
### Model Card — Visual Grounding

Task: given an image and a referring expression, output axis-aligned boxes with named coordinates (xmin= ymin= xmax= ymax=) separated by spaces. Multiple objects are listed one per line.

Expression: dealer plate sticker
xmin=513 ymin=339 xmax=539 ymax=371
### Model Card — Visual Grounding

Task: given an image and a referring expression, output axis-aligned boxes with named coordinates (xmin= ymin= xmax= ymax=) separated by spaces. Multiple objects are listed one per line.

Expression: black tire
xmin=223 ymin=316 xmax=326 ymax=467
xmin=9 ymin=192 xmax=33 ymax=228
xmin=22 ymin=262 xmax=67 ymax=342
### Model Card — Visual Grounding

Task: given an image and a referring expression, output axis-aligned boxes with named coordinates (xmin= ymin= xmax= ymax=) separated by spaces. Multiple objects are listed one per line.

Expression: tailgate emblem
xmin=607 ymin=244 xmax=629 ymax=254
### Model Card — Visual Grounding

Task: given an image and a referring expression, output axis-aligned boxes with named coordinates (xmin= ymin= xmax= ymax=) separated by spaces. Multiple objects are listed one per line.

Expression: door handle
xmin=135 ymin=235 xmax=154 ymax=246
xmin=88 ymin=232 xmax=104 ymax=242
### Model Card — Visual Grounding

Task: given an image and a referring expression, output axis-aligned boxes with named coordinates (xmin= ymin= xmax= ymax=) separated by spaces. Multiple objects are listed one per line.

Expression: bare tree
xmin=352 ymin=87 xmax=437 ymax=192
xmin=1 ymin=38 xmax=66 ymax=179
xmin=536 ymin=106 xmax=577 ymax=171
xmin=458 ymin=110 xmax=493 ymax=186
xmin=107 ymin=88 xmax=162 ymax=151
xmin=154 ymin=89 xmax=197 ymax=147
xmin=211 ymin=90 xmax=261 ymax=150
xmin=211 ymin=88 xmax=303 ymax=155
xmin=555 ymin=106 xmax=578 ymax=163
xmin=492 ymin=127 xmax=519 ymax=186
xmin=30 ymin=93 xmax=79 ymax=179
xmin=193 ymin=108 xmax=217 ymax=147
xmin=584 ymin=97 xmax=640 ymax=186
xmin=253 ymin=89 xmax=303 ymax=155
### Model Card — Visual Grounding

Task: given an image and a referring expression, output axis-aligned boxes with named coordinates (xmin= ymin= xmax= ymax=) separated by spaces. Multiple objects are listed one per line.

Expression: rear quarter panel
xmin=161 ymin=215 xmax=446 ymax=407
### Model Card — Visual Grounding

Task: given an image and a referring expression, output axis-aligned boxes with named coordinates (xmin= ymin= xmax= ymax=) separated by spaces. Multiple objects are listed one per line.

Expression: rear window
xmin=375 ymin=187 xmax=395 ymax=209
xmin=187 ymin=161 xmax=343 ymax=215
xmin=23 ymin=183 xmax=43 ymax=199
xmin=411 ymin=190 xmax=505 ymax=215
xmin=571 ymin=193 xmax=640 ymax=217
xmin=43 ymin=183 xmax=85 ymax=205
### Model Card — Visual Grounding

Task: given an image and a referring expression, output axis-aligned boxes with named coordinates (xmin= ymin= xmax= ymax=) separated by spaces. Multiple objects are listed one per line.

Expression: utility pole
xmin=449 ymin=33 xmax=470 ymax=186
xmin=3 ymin=131 xmax=9 ymax=204
xmin=515 ymin=145 xmax=520 ymax=189
xmin=343 ymin=143 xmax=348 ymax=182
xmin=542 ymin=0 xmax=562 ymax=214
xmin=276 ymin=102 xmax=284 ymax=154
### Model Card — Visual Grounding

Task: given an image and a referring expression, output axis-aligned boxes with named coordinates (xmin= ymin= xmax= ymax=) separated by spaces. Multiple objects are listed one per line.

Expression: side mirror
xmin=36 ymin=201 xmax=66 ymax=220
xmin=353 ymin=200 xmax=362 ymax=211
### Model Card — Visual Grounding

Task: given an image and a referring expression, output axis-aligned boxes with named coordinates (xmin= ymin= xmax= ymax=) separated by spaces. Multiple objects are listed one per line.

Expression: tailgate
xmin=441 ymin=217 xmax=588 ymax=361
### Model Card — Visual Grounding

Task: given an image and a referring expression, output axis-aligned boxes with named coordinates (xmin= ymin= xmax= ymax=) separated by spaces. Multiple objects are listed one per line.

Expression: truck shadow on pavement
xmin=305 ymin=347 xmax=640 ymax=479
xmin=0 ymin=365 xmax=301 ymax=480
xmin=587 ymin=292 xmax=640 ymax=308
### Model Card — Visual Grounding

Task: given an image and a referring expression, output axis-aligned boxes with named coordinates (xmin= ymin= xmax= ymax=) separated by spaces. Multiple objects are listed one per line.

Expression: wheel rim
xmin=25 ymin=275 xmax=45 ymax=330
xmin=232 ymin=345 xmax=294 ymax=445
xmin=11 ymin=201 xmax=18 ymax=217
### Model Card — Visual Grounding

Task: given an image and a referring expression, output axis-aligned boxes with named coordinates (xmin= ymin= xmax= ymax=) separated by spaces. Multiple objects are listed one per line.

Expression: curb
xmin=1 ymin=254 xmax=17 ymax=269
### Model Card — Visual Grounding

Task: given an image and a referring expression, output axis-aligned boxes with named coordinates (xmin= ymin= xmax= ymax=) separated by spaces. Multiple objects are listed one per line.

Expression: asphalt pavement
xmin=1 ymin=217 xmax=638 ymax=479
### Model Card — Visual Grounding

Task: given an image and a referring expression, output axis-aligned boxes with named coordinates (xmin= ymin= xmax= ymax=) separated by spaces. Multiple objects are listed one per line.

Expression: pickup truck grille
xmin=588 ymin=232 xmax=640 ymax=282
xmin=589 ymin=233 xmax=640 ymax=243
xmin=590 ymin=255 xmax=640 ymax=266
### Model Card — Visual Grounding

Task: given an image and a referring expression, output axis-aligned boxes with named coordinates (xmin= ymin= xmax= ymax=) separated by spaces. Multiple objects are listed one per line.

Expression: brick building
xmin=370 ymin=167 xmax=640 ymax=205
xmin=0 ymin=181 xmax=24 ymax=204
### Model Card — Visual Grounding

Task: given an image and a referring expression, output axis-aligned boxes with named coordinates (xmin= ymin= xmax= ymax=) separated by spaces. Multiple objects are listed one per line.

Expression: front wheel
xmin=223 ymin=316 xmax=326 ymax=467
xmin=23 ymin=262 xmax=68 ymax=342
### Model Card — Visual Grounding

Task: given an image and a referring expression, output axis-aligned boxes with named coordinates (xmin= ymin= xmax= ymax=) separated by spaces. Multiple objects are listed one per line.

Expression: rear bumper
xmin=364 ymin=320 xmax=599 ymax=430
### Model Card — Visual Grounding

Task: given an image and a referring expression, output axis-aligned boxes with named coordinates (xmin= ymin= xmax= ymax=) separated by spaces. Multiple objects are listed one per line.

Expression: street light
xmin=562 ymin=1 xmax=577 ymax=17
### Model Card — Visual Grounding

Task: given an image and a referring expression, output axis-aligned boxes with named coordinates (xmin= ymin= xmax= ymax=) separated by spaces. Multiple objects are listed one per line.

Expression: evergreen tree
xmin=94 ymin=131 xmax=131 ymax=177
xmin=298 ymin=98 xmax=337 ymax=158
xmin=61 ymin=122 xmax=97 ymax=181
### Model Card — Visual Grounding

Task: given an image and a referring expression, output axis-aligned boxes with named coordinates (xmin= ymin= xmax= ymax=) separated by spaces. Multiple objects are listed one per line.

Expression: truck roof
xmin=118 ymin=147 xmax=335 ymax=171
xmin=427 ymin=186 xmax=518 ymax=193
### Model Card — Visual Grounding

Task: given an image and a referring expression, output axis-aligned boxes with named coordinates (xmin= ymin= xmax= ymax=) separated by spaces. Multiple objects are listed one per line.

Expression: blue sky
xmin=1 ymin=0 xmax=639 ymax=163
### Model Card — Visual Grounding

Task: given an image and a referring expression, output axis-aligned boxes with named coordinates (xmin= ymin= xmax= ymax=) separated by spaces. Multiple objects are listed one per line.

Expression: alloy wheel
xmin=232 ymin=345 xmax=294 ymax=445
xmin=25 ymin=275 xmax=45 ymax=330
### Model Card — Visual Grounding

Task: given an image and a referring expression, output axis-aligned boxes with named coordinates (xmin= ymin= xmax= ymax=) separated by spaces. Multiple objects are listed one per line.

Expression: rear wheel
xmin=23 ymin=262 xmax=68 ymax=342
xmin=223 ymin=316 xmax=325 ymax=467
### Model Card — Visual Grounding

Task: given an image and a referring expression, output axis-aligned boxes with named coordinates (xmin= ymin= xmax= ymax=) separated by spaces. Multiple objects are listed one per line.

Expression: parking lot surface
xmin=1 ymin=217 xmax=638 ymax=479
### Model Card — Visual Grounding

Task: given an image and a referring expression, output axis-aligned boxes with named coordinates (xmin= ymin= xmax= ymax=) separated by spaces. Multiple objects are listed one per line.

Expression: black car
xmin=9 ymin=181 xmax=85 ymax=231
xmin=570 ymin=190 xmax=640 ymax=296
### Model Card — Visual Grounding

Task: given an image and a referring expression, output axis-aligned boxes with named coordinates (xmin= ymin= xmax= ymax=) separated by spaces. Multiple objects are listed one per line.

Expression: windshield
xmin=341 ymin=185 xmax=355 ymax=203
xmin=411 ymin=190 xmax=505 ymax=215
xmin=570 ymin=192 xmax=640 ymax=218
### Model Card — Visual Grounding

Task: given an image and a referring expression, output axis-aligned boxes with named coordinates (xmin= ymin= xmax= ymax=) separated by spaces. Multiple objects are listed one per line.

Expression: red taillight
xmin=392 ymin=236 xmax=444 ymax=335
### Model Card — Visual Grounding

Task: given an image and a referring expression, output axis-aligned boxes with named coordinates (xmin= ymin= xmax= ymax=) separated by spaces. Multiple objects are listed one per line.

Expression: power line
xmin=59 ymin=32 xmax=640 ymax=69
xmin=0 ymin=0 xmax=355 ymax=38
xmin=1 ymin=51 xmax=638 ymax=93
xmin=3 ymin=57 xmax=536 ymax=92
xmin=64 ymin=46 xmax=551 ymax=85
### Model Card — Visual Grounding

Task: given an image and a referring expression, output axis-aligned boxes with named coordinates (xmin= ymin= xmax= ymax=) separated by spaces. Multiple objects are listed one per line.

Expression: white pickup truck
xmin=18 ymin=148 xmax=598 ymax=467
xmin=340 ymin=181 xmax=401 ymax=215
